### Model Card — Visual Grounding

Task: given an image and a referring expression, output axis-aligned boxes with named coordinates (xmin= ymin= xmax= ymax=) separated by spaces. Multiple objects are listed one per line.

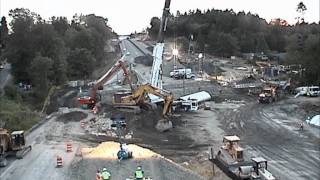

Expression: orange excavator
xmin=77 ymin=60 xmax=133 ymax=109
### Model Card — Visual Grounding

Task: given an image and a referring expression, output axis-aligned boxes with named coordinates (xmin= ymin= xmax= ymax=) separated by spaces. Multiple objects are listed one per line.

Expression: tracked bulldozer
xmin=0 ymin=128 xmax=32 ymax=167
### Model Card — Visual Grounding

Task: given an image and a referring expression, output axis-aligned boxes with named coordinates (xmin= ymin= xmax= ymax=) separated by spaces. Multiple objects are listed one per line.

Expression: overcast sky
xmin=0 ymin=0 xmax=319 ymax=34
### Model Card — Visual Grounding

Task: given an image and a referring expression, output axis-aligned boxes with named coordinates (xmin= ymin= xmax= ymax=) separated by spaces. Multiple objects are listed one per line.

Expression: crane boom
xmin=150 ymin=0 xmax=171 ymax=89
xmin=91 ymin=60 xmax=133 ymax=99
xmin=158 ymin=0 xmax=171 ymax=43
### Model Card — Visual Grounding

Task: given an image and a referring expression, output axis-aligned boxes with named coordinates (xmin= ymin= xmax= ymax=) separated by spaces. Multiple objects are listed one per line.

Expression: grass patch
xmin=0 ymin=97 xmax=40 ymax=131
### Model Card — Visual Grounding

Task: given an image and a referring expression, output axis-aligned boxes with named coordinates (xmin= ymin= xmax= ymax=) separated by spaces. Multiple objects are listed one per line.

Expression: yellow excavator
xmin=113 ymin=84 xmax=173 ymax=117
xmin=0 ymin=128 xmax=32 ymax=167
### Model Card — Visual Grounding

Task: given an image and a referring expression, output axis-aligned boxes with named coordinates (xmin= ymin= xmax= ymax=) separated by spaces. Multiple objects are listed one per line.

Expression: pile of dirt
xmin=134 ymin=55 xmax=153 ymax=66
xmin=99 ymin=106 xmax=195 ymax=149
xmin=188 ymin=61 xmax=224 ymax=75
xmin=46 ymin=87 xmax=78 ymax=114
xmin=236 ymin=76 xmax=257 ymax=84
xmin=68 ymin=141 xmax=204 ymax=180
xmin=146 ymin=46 xmax=153 ymax=52
xmin=57 ymin=111 xmax=87 ymax=123
xmin=83 ymin=115 xmax=133 ymax=139
xmin=301 ymin=102 xmax=320 ymax=115
xmin=81 ymin=141 xmax=159 ymax=159
xmin=203 ymin=62 xmax=225 ymax=75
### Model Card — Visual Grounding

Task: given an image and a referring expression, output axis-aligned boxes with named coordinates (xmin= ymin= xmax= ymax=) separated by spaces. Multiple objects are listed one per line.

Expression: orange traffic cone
xmin=92 ymin=105 xmax=98 ymax=114
xmin=56 ymin=156 xmax=63 ymax=167
xmin=80 ymin=121 xmax=85 ymax=128
xmin=66 ymin=143 xmax=72 ymax=152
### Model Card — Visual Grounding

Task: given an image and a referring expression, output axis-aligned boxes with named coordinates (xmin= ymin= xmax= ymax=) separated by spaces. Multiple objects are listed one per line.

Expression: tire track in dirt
xmin=216 ymin=100 xmax=320 ymax=180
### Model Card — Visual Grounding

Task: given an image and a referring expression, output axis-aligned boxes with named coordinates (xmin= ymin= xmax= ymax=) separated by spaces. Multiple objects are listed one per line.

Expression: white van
xmin=295 ymin=86 xmax=320 ymax=97
xmin=308 ymin=86 xmax=320 ymax=97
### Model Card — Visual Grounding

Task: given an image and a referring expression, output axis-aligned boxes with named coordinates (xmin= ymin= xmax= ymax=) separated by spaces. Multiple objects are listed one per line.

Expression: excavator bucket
xmin=155 ymin=119 xmax=172 ymax=132
xmin=0 ymin=157 xmax=8 ymax=167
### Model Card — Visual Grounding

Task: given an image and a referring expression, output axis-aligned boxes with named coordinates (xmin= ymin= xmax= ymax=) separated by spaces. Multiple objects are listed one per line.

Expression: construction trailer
xmin=174 ymin=91 xmax=211 ymax=111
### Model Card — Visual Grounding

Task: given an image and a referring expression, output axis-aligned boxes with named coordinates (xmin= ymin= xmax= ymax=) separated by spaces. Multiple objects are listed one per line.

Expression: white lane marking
xmin=0 ymin=160 xmax=18 ymax=179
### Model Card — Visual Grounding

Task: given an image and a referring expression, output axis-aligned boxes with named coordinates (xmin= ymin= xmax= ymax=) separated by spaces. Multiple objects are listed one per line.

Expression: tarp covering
xmin=307 ymin=115 xmax=320 ymax=127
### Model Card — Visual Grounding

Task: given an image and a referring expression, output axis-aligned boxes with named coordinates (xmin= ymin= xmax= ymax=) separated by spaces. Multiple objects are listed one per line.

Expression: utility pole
xmin=183 ymin=35 xmax=193 ymax=95
xmin=173 ymin=41 xmax=177 ymax=70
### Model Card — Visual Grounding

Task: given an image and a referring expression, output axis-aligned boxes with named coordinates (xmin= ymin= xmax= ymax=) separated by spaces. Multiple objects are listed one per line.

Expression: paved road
xmin=120 ymin=39 xmax=151 ymax=83
xmin=0 ymin=109 xmax=92 ymax=180
xmin=128 ymin=39 xmax=153 ymax=56
xmin=100 ymin=39 xmax=145 ymax=88
xmin=0 ymin=63 xmax=12 ymax=91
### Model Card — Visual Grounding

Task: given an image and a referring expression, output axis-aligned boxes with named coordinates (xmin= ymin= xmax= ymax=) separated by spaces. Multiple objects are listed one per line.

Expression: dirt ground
xmin=68 ymin=142 xmax=204 ymax=180
xmin=120 ymin=39 xmax=320 ymax=179
xmin=56 ymin=111 xmax=88 ymax=123
xmin=2 ymin=38 xmax=319 ymax=180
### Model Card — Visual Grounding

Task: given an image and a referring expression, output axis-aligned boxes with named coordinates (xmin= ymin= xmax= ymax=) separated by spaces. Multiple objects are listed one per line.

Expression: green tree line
xmin=148 ymin=8 xmax=320 ymax=84
xmin=0 ymin=8 xmax=115 ymax=101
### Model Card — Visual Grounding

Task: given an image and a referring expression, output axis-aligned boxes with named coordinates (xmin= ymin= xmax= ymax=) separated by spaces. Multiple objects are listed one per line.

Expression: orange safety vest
xmin=96 ymin=173 xmax=102 ymax=180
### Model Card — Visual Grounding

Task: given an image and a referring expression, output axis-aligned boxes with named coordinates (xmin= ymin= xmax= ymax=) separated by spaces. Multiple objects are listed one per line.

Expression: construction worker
xmin=134 ymin=166 xmax=144 ymax=180
xmin=101 ymin=168 xmax=111 ymax=180
xmin=96 ymin=169 xmax=102 ymax=180
xmin=299 ymin=122 xmax=304 ymax=131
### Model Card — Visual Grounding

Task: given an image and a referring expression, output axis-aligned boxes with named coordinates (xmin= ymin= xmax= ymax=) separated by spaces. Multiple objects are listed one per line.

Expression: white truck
xmin=170 ymin=68 xmax=195 ymax=79
xmin=174 ymin=91 xmax=211 ymax=111
xmin=295 ymin=86 xmax=320 ymax=97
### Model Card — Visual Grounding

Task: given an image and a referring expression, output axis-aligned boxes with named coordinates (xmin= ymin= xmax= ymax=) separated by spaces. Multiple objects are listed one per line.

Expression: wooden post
xmin=208 ymin=147 xmax=215 ymax=176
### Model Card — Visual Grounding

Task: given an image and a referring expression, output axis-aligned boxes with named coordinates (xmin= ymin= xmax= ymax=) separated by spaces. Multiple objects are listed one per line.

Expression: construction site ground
xmin=1 ymin=39 xmax=319 ymax=180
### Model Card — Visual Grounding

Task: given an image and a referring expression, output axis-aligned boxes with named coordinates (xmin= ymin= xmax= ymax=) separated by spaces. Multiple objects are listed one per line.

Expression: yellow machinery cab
xmin=11 ymin=131 xmax=26 ymax=151
xmin=222 ymin=135 xmax=244 ymax=162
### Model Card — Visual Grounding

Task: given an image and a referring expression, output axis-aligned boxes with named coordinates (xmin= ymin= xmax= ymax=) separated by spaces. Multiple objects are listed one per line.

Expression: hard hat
xmin=103 ymin=168 xmax=107 ymax=172
xmin=137 ymin=166 xmax=142 ymax=170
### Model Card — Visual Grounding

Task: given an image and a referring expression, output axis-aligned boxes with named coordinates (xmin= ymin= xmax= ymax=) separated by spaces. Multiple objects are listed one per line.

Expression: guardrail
xmin=233 ymin=83 xmax=263 ymax=89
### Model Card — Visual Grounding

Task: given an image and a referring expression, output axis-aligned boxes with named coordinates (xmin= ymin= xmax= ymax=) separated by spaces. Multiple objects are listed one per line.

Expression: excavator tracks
xmin=16 ymin=145 xmax=32 ymax=159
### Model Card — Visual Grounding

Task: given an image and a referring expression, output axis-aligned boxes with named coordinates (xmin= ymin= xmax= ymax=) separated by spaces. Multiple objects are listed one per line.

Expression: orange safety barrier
xmin=56 ymin=156 xmax=63 ymax=167
xmin=80 ymin=121 xmax=85 ymax=128
xmin=66 ymin=143 xmax=72 ymax=152
xmin=92 ymin=106 xmax=98 ymax=114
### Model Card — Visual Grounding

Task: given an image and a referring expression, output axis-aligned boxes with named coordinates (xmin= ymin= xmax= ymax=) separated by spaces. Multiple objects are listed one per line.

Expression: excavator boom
xmin=119 ymin=84 xmax=173 ymax=116
xmin=78 ymin=59 xmax=132 ymax=108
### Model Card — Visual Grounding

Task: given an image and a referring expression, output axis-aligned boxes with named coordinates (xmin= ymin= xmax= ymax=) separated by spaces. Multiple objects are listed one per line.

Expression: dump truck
xmin=0 ymin=128 xmax=32 ymax=167
xmin=258 ymin=87 xmax=277 ymax=103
